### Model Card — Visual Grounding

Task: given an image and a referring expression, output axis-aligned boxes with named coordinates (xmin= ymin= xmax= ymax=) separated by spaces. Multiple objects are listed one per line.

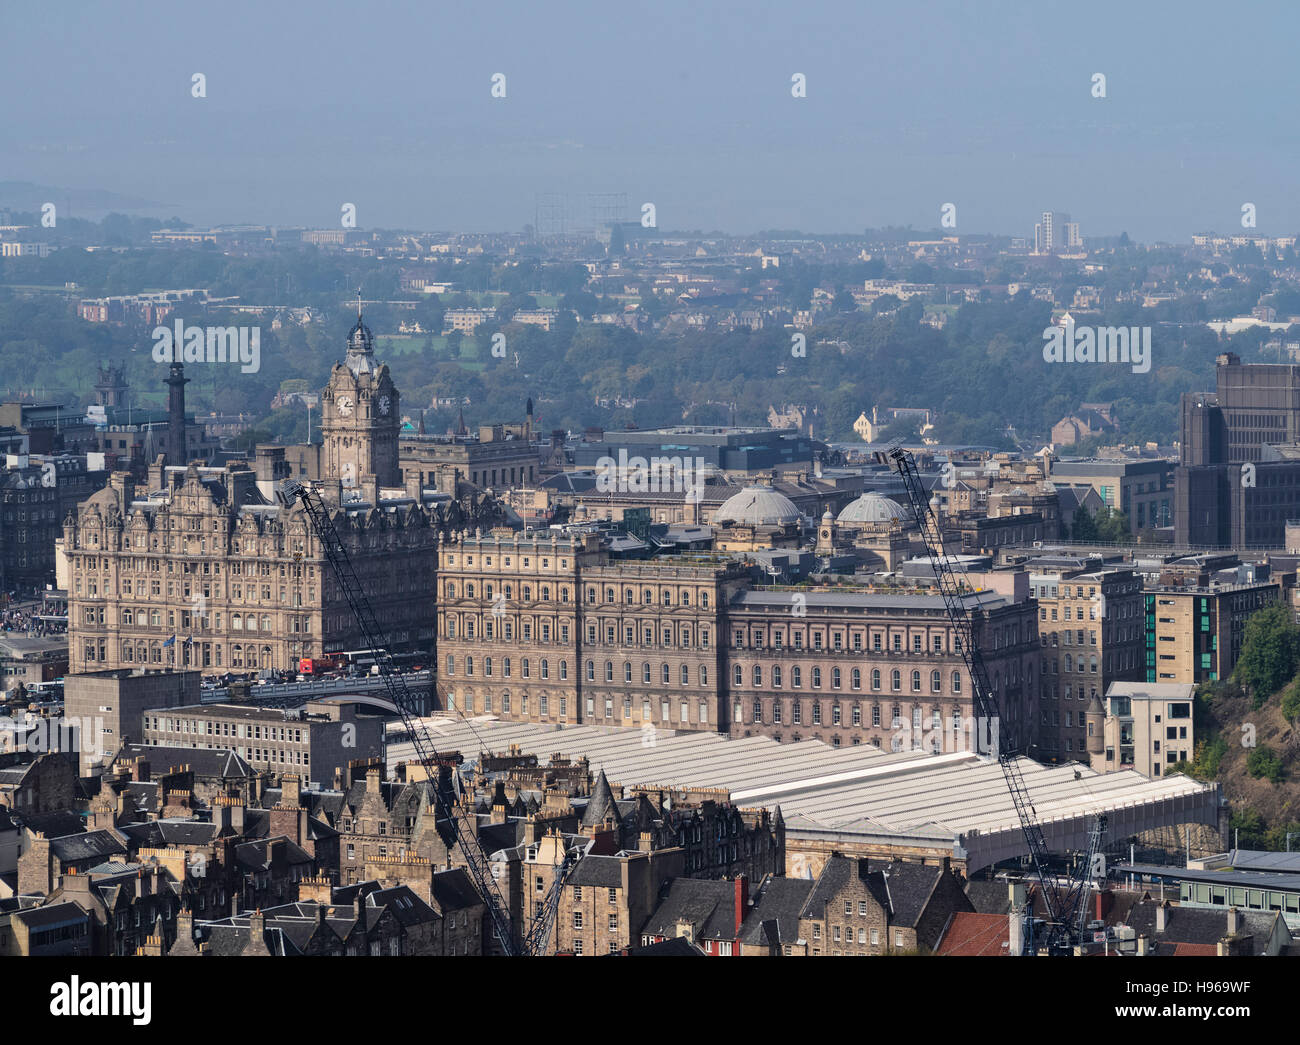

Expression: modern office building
xmin=1177 ymin=353 xmax=1300 ymax=546
xmin=1142 ymin=580 xmax=1280 ymax=685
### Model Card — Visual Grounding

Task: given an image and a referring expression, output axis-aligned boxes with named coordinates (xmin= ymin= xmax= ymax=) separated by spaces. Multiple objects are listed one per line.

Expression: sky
xmin=3 ymin=0 xmax=1299 ymax=241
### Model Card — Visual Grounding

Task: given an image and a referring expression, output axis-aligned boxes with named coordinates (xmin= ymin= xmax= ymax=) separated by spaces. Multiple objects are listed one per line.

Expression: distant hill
xmin=0 ymin=180 xmax=165 ymax=219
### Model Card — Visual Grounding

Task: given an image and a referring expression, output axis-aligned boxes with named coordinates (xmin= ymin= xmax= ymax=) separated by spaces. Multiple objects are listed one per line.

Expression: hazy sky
xmin=4 ymin=0 xmax=1298 ymax=240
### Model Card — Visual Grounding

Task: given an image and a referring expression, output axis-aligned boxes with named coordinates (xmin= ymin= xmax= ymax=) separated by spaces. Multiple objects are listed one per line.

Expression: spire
xmin=345 ymin=296 xmax=376 ymax=375
xmin=581 ymin=769 xmax=618 ymax=829
xmin=417 ymin=409 xmax=426 ymax=435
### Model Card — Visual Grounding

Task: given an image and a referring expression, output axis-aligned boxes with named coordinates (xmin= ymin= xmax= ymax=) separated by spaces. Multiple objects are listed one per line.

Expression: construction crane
xmin=282 ymin=479 xmax=575 ymax=955
xmin=874 ymin=445 xmax=1105 ymax=954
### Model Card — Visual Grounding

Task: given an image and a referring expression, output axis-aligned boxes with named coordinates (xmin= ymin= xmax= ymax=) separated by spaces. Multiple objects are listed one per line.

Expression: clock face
xmin=378 ymin=395 xmax=391 ymax=416
xmin=335 ymin=394 xmax=354 ymax=417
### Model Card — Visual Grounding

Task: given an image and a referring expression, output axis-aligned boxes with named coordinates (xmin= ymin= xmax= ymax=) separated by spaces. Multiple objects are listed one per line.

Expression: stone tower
xmin=164 ymin=361 xmax=190 ymax=467
xmin=320 ymin=298 xmax=400 ymax=495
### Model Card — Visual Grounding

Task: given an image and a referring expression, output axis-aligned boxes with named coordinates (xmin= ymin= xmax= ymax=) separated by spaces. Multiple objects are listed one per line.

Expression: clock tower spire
xmin=321 ymin=304 xmax=400 ymax=494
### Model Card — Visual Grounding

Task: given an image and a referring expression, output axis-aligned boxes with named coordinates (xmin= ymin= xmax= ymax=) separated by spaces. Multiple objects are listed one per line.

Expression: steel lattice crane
xmin=282 ymin=479 xmax=575 ymax=956
xmin=875 ymin=446 xmax=1105 ymax=954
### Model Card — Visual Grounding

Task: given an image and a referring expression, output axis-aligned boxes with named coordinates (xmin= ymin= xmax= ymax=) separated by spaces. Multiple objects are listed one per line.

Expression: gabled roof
xmin=119 ymin=819 xmax=218 ymax=848
xmin=429 ymin=868 xmax=482 ymax=915
xmin=233 ymin=837 xmax=313 ymax=872
xmin=369 ymin=885 xmax=439 ymax=927
xmin=640 ymin=878 xmax=739 ymax=942
xmin=739 ymin=876 xmax=814 ymax=947
xmin=111 ymin=743 xmax=253 ymax=780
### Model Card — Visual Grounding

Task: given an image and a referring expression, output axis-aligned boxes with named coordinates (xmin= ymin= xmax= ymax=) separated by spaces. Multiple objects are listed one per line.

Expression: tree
xmin=1233 ymin=604 xmax=1300 ymax=706
xmin=1283 ymin=680 xmax=1300 ymax=724
xmin=1246 ymin=745 xmax=1284 ymax=784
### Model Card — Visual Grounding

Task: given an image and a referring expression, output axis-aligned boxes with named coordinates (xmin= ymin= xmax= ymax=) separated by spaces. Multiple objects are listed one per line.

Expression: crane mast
xmin=283 ymin=479 xmax=574 ymax=955
xmin=875 ymin=446 xmax=1103 ymax=954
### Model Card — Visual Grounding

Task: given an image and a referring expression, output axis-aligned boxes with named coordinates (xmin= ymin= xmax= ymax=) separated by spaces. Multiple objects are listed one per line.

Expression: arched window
xmin=772 ymin=666 xmax=783 ymax=688
xmin=680 ymin=664 xmax=690 ymax=685
xmin=642 ymin=663 xmax=651 ymax=683
xmin=662 ymin=664 xmax=670 ymax=684
xmin=852 ymin=668 xmax=861 ymax=690
xmin=891 ymin=670 xmax=901 ymax=691
xmin=604 ymin=661 xmax=613 ymax=682
xmin=586 ymin=660 xmax=594 ymax=681
xmin=812 ymin=667 xmax=822 ymax=688
xmin=792 ymin=666 xmax=802 ymax=687
xmin=952 ymin=671 xmax=962 ymax=693
xmin=832 ymin=667 xmax=841 ymax=689
xmin=752 ymin=665 xmax=763 ymax=687
xmin=911 ymin=670 xmax=922 ymax=692
xmin=871 ymin=669 xmax=881 ymax=691
xmin=734 ymin=664 xmax=743 ymax=686
xmin=931 ymin=669 xmax=942 ymax=693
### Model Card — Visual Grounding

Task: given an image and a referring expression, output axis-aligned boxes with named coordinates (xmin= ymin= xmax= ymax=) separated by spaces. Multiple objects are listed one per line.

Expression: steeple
xmin=581 ymin=769 xmax=619 ymax=829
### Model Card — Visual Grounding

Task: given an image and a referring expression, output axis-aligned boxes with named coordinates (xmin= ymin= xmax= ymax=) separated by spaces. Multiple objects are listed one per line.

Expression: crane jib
xmin=873 ymin=448 xmax=1105 ymax=953
xmin=285 ymin=480 xmax=573 ymax=956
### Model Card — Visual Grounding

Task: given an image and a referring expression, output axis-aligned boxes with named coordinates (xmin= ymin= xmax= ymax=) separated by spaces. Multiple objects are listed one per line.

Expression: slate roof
xmin=203 ymin=921 xmax=293 ymax=956
xmin=48 ymin=829 xmax=127 ymax=863
xmin=13 ymin=901 xmax=90 ymax=930
xmin=640 ymin=878 xmax=739 ymax=942
xmin=430 ymin=868 xmax=482 ymax=914
xmin=233 ymin=837 xmax=313 ymax=872
xmin=882 ymin=861 xmax=946 ymax=928
xmin=566 ymin=854 xmax=623 ymax=890
xmin=12 ymin=809 xmax=85 ymax=838
xmin=370 ymin=885 xmax=439 ymax=927
xmin=738 ymin=876 xmax=815 ymax=947
xmin=111 ymin=744 xmax=253 ymax=780
xmin=476 ymin=820 xmax=526 ymax=856
xmin=580 ymin=770 xmax=619 ymax=829
xmin=119 ymin=819 xmax=218 ymax=848
xmin=1126 ymin=901 xmax=1286 ymax=956
xmin=799 ymin=856 xmax=888 ymax=920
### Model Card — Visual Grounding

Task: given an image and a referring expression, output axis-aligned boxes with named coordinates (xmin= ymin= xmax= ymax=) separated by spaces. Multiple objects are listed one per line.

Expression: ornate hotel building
xmin=64 ymin=312 xmax=504 ymax=676
xmin=438 ymin=531 xmax=749 ymax=732
xmin=437 ymin=529 xmax=1040 ymax=750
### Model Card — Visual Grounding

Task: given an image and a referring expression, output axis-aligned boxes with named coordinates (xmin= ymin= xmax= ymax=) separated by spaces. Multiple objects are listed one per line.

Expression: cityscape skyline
xmin=6 ymin=1 xmax=1300 ymax=240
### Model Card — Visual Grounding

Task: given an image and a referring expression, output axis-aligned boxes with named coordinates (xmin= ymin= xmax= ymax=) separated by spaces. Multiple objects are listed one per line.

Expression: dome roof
xmin=836 ymin=492 xmax=909 ymax=525
xmin=716 ymin=486 xmax=802 ymax=527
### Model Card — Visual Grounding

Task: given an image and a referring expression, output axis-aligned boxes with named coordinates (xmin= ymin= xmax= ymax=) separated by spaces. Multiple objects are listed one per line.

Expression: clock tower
xmin=321 ymin=299 xmax=400 ymax=492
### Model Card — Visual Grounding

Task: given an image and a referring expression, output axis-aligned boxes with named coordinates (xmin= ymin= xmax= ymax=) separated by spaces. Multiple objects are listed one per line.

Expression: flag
xmin=184 ymin=635 xmax=193 ymax=647
xmin=162 ymin=635 xmax=175 ymax=648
